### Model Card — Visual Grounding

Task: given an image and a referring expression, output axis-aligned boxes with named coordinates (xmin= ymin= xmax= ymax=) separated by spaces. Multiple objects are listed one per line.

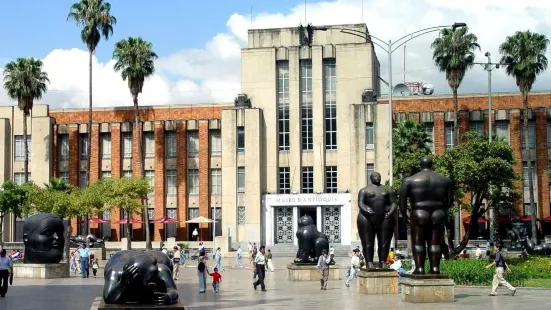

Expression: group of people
xmin=70 ymin=244 xmax=99 ymax=278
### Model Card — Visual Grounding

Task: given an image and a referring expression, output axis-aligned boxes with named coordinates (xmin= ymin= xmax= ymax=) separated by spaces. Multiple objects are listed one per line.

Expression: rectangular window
xmin=101 ymin=133 xmax=111 ymax=159
xmin=301 ymin=60 xmax=313 ymax=150
xmin=188 ymin=208 xmax=199 ymax=220
xmin=302 ymin=167 xmax=313 ymax=193
xmin=14 ymin=172 xmax=30 ymax=185
xmin=522 ymin=161 xmax=537 ymax=188
xmin=145 ymin=170 xmax=154 ymax=195
xmin=59 ymin=171 xmax=69 ymax=182
xmin=325 ymin=166 xmax=338 ymax=193
xmin=470 ymin=121 xmax=484 ymax=136
xmin=14 ymin=135 xmax=32 ymax=161
xmin=122 ymin=132 xmax=133 ymax=158
xmin=165 ymin=131 xmax=177 ymax=158
xmin=423 ymin=123 xmax=434 ymax=152
xmin=495 ymin=121 xmax=509 ymax=144
xmin=79 ymin=171 xmax=88 ymax=188
xmin=523 ymin=203 xmax=538 ymax=216
xmin=277 ymin=61 xmax=290 ymax=151
xmin=237 ymin=167 xmax=245 ymax=193
xmin=367 ymin=163 xmax=375 ymax=184
xmin=165 ymin=208 xmax=177 ymax=238
xmin=237 ymin=206 xmax=246 ymax=226
xmin=210 ymin=130 xmax=222 ymax=156
xmin=324 ymin=59 xmax=337 ymax=150
xmin=237 ymin=127 xmax=245 ymax=153
xmin=79 ymin=133 xmax=89 ymax=160
xmin=278 ymin=167 xmax=291 ymax=194
xmin=211 ymin=207 xmax=222 ymax=237
xmin=521 ymin=120 xmax=536 ymax=149
xmin=58 ymin=134 xmax=69 ymax=161
xmin=366 ymin=122 xmax=375 ymax=149
xmin=123 ymin=170 xmax=133 ymax=178
xmin=210 ymin=169 xmax=222 ymax=194
xmin=143 ymin=132 xmax=155 ymax=158
xmin=166 ymin=169 xmax=177 ymax=195
xmin=188 ymin=169 xmax=199 ymax=194
xmin=445 ymin=122 xmax=454 ymax=149
xmin=101 ymin=171 xmax=112 ymax=179
xmin=547 ymin=122 xmax=551 ymax=149
xmin=187 ymin=132 xmax=199 ymax=157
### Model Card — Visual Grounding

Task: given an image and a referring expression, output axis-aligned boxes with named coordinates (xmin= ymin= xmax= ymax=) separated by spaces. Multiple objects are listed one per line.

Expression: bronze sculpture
xmin=507 ymin=220 xmax=531 ymax=248
xmin=69 ymin=234 xmax=108 ymax=248
xmin=399 ymin=157 xmax=453 ymax=274
xmin=294 ymin=215 xmax=329 ymax=264
xmin=521 ymin=237 xmax=551 ymax=256
xmin=357 ymin=172 xmax=397 ymax=268
xmin=103 ymin=250 xmax=179 ymax=305
xmin=23 ymin=213 xmax=65 ymax=264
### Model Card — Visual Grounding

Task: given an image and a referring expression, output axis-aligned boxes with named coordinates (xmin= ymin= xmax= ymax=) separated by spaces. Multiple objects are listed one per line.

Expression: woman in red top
xmin=208 ymin=267 xmax=222 ymax=292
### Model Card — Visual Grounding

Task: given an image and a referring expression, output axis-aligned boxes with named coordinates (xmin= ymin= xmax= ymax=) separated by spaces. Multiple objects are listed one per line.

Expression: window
xmin=325 ymin=166 xmax=338 ymax=193
xmin=14 ymin=135 xmax=31 ymax=161
xmin=470 ymin=121 xmax=484 ymax=136
xmin=211 ymin=207 xmax=222 ymax=237
xmin=188 ymin=169 xmax=199 ymax=194
xmin=210 ymin=169 xmax=222 ymax=194
xmin=301 ymin=60 xmax=313 ymax=150
xmin=143 ymin=132 xmax=155 ymax=158
xmin=237 ymin=167 xmax=245 ymax=193
xmin=547 ymin=122 xmax=551 ymax=149
xmin=79 ymin=133 xmax=89 ymax=160
xmin=59 ymin=171 xmax=69 ymax=182
xmin=445 ymin=122 xmax=454 ymax=149
xmin=14 ymin=173 xmax=30 ymax=185
xmin=522 ymin=161 xmax=537 ymax=188
xmin=122 ymin=132 xmax=133 ymax=158
xmin=523 ymin=203 xmax=538 ymax=216
xmin=277 ymin=61 xmax=290 ymax=151
xmin=237 ymin=127 xmax=245 ymax=153
xmin=188 ymin=208 xmax=199 ymax=220
xmin=188 ymin=132 xmax=199 ymax=157
xmin=302 ymin=167 xmax=313 ymax=193
xmin=423 ymin=123 xmax=434 ymax=152
xmin=278 ymin=167 xmax=291 ymax=194
xmin=58 ymin=134 xmax=69 ymax=161
xmin=237 ymin=206 xmax=246 ymax=225
xmin=166 ymin=169 xmax=177 ymax=195
xmin=101 ymin=171 xmax=112 ymax=179
xmin=101 ymin=133 xmax=111 ymax=159
xmin=145 ymin=170 xmax=154 ymax=195
xmin=367 ymin=164 xmax=375 ymax=184
xmin=166 ymin=208 xmax=177 ymax=238
xmin=123 ymin=170 xmax=133 ymax=178
xmin=210 ymin=131 xmax=222 ymax=156
xmin=165 ymin=131 xmax=177 ymax=158
xmin=495 ymin=121 xmax=509 ymax=144
xmin=521 ymin=120 xmax=536 ymax=149
xmin=324 ymin=59 xmax=337 ymax=150
xmin=79 ymin=171 xmax=88 ymax=188
xmin=366 ymin=122 xmax=374 ymax=149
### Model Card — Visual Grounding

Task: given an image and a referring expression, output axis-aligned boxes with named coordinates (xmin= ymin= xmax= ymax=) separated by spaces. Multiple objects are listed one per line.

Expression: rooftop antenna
xmin=304 ymin=0 xmax=307 ymax=25
xmin=361 ymin=0 xmax=364 ymax=23
xmin=250 ymin=6 xmax=253 ymax=28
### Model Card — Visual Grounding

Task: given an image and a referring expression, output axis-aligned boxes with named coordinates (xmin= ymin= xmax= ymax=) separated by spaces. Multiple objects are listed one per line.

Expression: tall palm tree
xmin=113 ymin=37 xmax=158 ymax=250
xmin=3 ymin=58 xmax=50 ymax=183
xmin=67 ymin=0 xmax=116 ymax=189
xmin=45 ymin=178 xmax=73 ymax=193
xmin=431 ymin=26 xmax=479 ymax=243
xmin=500 ymin=30 xmax=549 ymax=244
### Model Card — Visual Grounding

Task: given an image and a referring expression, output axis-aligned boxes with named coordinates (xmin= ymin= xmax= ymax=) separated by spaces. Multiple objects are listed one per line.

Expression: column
xmin=288 ymin=48 xmax=301 ymax=193
xmin=176 ymin=121 xmax=188 ymax=240
xmin=458 ymin=110 xmax=470 ymax=137
xmin=89 ymin=124 xmax=100 ymax=183
xmin=198 ymin=121 xmax=210 ymax=238
xmin=68 ymin=125 xmax=79 ymax=234
xmin=154 ymin=122 xmax=165 ymax=241
xmin=509 ymin=109 xmax=524 ymax=212
xmin=52 ymin=125 xmax=58 ymax=178
xmin=535 ymin=108 xmax=550 ymax=219
xmin=433 ymin=112 xmax=445 ymax=156
xmin=110 ymin=124 xmax=121 ymax=240
xmin=316 ymin=206 xmax=322 ymax=230
xmin=132 ymin=123 xmax=143 ymax=233
xmin=293 ymin=207 xmax=298 ymax=246
xmin=311 ymin=46 xmax=325 ymax=192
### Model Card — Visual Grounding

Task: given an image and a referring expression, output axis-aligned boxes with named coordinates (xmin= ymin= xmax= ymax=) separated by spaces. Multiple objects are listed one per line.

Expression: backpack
xmin=198 ymin=261 xmax=205 ymax=272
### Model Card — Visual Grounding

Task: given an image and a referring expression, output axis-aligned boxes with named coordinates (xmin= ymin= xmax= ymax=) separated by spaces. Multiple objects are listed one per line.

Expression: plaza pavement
xmin=1 ymin=257 xmax=550 ymax=310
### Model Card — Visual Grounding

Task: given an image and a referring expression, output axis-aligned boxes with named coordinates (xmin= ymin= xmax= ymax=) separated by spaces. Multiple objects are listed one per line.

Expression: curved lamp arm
xmin=390 ymin=28 xmax=443 ymax=54
xmin=340 ymin=29 xmax=389 ymax=52
xmin=392 ymin=23 xmax=465 ymax=47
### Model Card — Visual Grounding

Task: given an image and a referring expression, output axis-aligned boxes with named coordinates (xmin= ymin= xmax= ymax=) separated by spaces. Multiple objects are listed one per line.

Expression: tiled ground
xmin=1 ymin=257 xmax=550 ymax=310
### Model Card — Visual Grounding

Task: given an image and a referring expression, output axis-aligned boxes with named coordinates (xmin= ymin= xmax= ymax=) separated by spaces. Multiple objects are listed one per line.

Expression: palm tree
xmin=45 ymin=178 xmax=73 ymax=193
xmin=500 ymin=30 xmax=549 ymax=244
xmin=3 ymin=58 xmax=50 ymax=183
xmin=113 ymin=37 xmax=158 ymax=250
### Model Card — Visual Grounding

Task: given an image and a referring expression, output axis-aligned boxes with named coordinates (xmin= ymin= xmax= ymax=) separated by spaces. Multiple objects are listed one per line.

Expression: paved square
xmin=1 ymin=258 xmax=550 ymax=310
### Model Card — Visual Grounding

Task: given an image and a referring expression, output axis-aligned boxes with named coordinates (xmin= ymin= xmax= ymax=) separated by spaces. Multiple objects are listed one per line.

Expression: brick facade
xmin=176 ymin=121 xmax=188 ymax=240
xmin=154 ymin=123 xmax=165 ymax=241
xmin=110 ymin=124 xmax=121 ymax=240
xmin=198 ymin=121 xmax=210 ymax=239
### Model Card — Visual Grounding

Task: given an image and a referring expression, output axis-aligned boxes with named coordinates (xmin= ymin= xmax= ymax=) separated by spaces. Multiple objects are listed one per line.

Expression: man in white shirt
xmin=172 ymin=246 xmax=181 ymax=280
xmin=236 ymin=246 xmax=243 ymax=267
xmin=192 ymin=228 xmax=199 ymax=241
xmin=0 ymin=249 xmax=14 ymax=298
xmin=345 ymin=249 xmax=361 ymax=287
xmin=253 ymin=246 xmax=267 ymax=291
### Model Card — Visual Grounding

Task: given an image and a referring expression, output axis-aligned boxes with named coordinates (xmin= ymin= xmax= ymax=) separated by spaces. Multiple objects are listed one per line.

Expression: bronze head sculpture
xmin=23 ymin=213 xmax=65 ymax=264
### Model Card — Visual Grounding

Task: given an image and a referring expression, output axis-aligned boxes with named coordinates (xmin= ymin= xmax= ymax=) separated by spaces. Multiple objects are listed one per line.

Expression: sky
xmin=1 ymin=0 xmax=551 ymax=109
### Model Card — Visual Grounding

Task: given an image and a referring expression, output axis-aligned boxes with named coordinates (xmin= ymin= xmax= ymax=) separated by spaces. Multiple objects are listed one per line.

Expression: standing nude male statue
xmin=357 ymin=172 xmax=397 ymax=268
xmin=399 ymin=157 xmax=453 ymax=274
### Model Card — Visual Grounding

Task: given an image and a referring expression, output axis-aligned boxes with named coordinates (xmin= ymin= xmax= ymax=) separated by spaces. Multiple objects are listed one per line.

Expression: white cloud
xmin=2 ymin=0 xmax=551 ymax=109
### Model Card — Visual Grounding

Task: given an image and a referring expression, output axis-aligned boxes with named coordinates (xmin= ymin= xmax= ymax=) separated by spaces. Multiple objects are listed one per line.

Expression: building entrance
xmin=299 ymin=207 xmax=317 ymax=225
xmin=275 ymin=207 xmax=294 ymax=244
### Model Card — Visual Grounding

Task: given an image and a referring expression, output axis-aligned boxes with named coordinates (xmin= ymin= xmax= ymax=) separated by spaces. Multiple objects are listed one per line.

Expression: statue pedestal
xmin=13 ymin=263 xmax=69 ymax=279
xmin=287 ymin=263 xmax=340 ymax=281
xmin=401 ymin=274 xmax=455 ymax=303
xmin=90 ymin=297 xmax=188 ymax=310
xmin=357 ymin=268 xmax=399 ymax=295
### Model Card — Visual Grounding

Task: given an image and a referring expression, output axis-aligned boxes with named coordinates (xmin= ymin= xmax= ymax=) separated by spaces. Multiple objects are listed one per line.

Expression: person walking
xmin=266 ymin=249 xmax=274 ymax=272
xmin=486 ymin=245 xmax=516 ymax=296
xmin=172 ymin=246 xmax=181 ymax=280
xmin=317 ymin=249 xmax=331 ymax=290
xmin=208 ymin=267 xmax=223 ymax=293
xmin=197 ymin=257 xmax=207 ymax=293
xmin=0 ymin=249 xmax=13 ymax=298
xmin=251 ymin=247 xmax=258 ymax=279
xmin=78 ymin=244 xmax=91 ymax=278
xmin=214 ymin=247 xmax=224 ymax=272
xmin=92 ymin=258 xmax=99 ymax=278
xmin=329 ymin=245 xmax=335 ymax=264
xmin=236 ymin=246 xmax=243 ymax=267
xmin=345 ymin=249 xmax=361 ymax=287
xmin=253 ymin=246 xmax=267 ymax=291
xmin=192 ymin=228 xmax=199 ymax=241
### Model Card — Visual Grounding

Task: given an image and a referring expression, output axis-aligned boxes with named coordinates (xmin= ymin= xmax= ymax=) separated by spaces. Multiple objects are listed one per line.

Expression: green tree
xmin=0 ymin=181 xmax=28 ymax=248
xmin=3 ymin=58 xmax=49 ymax=183
xmin=67 ymin=0 xmax=117 ymax=231
xmin=113 ymin=37 xmax=158 ymax=250
xmin=104 ymin=177 xmax=151 ymax=250
xmin=436 ymin=132 xmax=520 ymax=253
xmin=499 ymin=30 xmax=549 ymax=243
xmin=45 ymin=178 xmax=72 ymax=193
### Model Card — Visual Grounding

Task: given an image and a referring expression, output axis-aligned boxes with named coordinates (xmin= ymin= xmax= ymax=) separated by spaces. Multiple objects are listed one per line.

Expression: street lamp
xmin=341 ymin=22 xmax=467 ymax=248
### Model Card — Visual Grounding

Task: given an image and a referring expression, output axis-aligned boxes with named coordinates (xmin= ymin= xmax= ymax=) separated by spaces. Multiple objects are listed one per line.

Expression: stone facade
xmin=13 ymin=263 xmax=70 ymax=279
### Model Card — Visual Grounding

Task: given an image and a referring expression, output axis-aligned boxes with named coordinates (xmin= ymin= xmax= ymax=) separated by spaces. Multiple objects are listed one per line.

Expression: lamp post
xmin=341 ymin=22 xmax=467 ymax=248
xmin=212 ymin=197 xmax=217 ymax=255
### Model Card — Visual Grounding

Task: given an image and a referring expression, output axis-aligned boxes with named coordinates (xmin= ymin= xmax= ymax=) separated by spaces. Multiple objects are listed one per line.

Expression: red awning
xmin=497 ymin=215 xmax=512 ymax=223
xmin=77 ymin=217 xmax=110 ymax=224
xmin=463 ymin=216 xmax=488 ymax=224
xmin=150 ymin=216 xmax=178 ymax=224
xmin=114 ymin=217 xmax=143 ymax=224
xmin=519 ymin=215 xmax=539 ymax=222
xmin=541 ymin=216 xmax=551 ymax=223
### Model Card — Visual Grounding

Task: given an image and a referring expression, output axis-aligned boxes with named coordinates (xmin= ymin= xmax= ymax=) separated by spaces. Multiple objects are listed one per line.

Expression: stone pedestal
xmin=401 ymin=274 xmax=455 ymax=303
xmin=90 ymin=297 xmax=188 ymax=310
xmin=287 ymin=263 xmax=340 ymax=281
xmin=13 ymin=263 xmax=69 ymax=279
xmin=357 ymin=268 xmax=398 ymax=294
